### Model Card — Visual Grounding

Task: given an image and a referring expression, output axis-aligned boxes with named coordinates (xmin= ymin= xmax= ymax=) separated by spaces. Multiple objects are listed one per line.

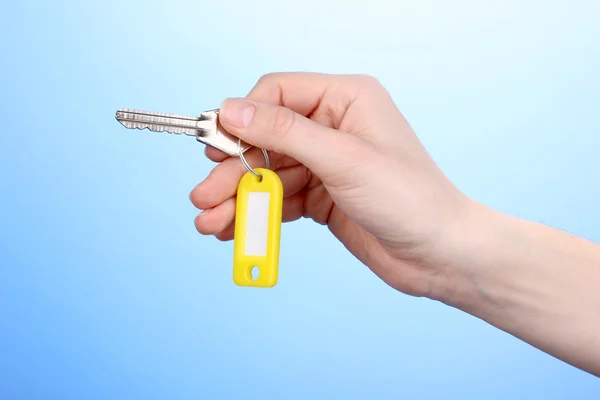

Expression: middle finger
xmin=190 ymin=147 xmax=269 ymax=210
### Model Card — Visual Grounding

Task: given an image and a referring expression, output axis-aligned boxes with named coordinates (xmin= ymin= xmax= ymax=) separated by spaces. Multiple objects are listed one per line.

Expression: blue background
xmin=1 ymin=0 xmax=599 ymax=398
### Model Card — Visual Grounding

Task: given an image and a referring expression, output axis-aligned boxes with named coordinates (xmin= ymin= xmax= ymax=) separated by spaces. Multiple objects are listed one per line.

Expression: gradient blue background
xmin=1 ymin=0 xmax=599 ymax=398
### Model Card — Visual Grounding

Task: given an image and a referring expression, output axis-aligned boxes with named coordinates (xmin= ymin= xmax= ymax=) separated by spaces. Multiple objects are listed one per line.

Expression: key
xmin=115 ymin=108 xmax=251 ymax=156
xmin=114 ymin=107 xmax=283 ymax=288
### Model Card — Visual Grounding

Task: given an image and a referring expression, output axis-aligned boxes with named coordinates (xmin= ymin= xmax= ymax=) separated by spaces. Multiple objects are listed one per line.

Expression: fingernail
xmin=220 ymin=98 xmax=255 ymax=128
xmin=199 ymin=209 xmax=211 ymax=216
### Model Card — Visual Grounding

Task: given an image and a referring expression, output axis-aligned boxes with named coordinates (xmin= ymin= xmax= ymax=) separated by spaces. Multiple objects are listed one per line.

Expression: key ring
xmin=238 ymin=138 xmax=270 ymax=179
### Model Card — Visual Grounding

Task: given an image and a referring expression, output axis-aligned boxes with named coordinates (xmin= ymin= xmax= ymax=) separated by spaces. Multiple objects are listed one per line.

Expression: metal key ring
xmin=238 ymin=138 xmax=270 ymax=179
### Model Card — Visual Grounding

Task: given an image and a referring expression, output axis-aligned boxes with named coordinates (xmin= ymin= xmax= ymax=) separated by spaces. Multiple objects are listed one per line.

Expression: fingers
xmin=205 ymin=72 xmax=346 ymax=163
xmin=191 ymin=147 xmax=271 ymax=210
xmin=207 ymin=192 xmax=307 ymax=242
xmin=218 ymin=98 xmax=362 ymax=179
xmin=193 ymin=165 xmax=310 ymax=236
xmin=205 ymin=146 xmax=229 ymax=163
xmin=193 ymin=146 xmax=302 ymax=211
xmin=245 ymin=72 xmax=380 ymax=115
xmin=215 ymin=221 xmax=235 ymax=242
xmin=246 ymin=72 xmax=337 ymax=114
xmin=244 ymin=72 xmax=394 ymax=129
xmin=194 ymin=197 xmax=236 ymax=235
xmin=281 ymin=191 xmax=306 ymax=222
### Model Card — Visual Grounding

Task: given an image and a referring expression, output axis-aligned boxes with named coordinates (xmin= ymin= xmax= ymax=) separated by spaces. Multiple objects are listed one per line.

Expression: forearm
xmin=437 ymin=201 xmax=600 ymax=376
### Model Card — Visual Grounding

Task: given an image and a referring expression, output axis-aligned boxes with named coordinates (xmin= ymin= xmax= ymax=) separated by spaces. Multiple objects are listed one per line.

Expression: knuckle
xmin=335 ymin=74 xmax=385 ymax=104
xmin=270 ymin=106 xmax=296 ymax=140
xmin=341 ymin=74 xmax=383 ymax=93
xmin=251 ymin=73 xmax=284 ymax=104
xmin=258 ymin=72 xmax=277 ymax=81
xmin=257 ymin=72 xmax=280 ymax=86
xmin=355 ymin=74 xmax=381 ymax=87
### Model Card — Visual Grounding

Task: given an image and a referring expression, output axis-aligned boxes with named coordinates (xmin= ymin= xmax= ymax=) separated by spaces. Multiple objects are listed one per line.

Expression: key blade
xmin=115 ymin=108 xmax=211 ymax=137
xmin=115 ymin=108 xmax=253 ymax=156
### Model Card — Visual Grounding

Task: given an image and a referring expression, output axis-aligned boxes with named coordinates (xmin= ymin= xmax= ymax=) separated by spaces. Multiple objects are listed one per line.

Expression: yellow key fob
xmin=233 ymin=168 xmax=283 ymax=287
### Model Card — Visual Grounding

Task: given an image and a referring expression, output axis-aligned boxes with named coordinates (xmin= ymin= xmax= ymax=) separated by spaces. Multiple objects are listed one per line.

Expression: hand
xmin=190 ymin=72 xmax=468 ymax=298
xmin=190 ymin=72 xmax=600 ymax=375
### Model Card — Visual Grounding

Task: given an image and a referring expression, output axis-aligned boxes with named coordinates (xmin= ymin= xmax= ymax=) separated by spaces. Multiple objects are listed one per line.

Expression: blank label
xmin=244 ymin=191 xmax=271 ymax=256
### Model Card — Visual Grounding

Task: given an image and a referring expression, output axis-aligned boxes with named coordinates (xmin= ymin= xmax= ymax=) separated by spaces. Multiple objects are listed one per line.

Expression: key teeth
xmin=114 ymin=108 xmax=219 ymax=140
xmin=118 ymin=120 xmax=199 ymax=137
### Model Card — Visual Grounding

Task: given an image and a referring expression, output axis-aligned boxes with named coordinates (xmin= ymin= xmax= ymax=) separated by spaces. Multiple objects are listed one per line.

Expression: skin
xmin=190 ymin=72 xmax=600 ymax=377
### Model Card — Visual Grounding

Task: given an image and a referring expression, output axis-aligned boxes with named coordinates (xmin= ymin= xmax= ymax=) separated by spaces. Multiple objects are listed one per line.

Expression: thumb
xmin=218 ymin=98 xmax=356 ymax=177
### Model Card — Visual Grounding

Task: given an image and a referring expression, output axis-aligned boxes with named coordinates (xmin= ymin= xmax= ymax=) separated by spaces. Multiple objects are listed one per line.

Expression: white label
xmin=244 ymin=191 xmax=271 ymax=256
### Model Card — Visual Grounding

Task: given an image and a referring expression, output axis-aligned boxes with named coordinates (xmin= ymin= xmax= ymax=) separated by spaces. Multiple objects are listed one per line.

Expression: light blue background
xmin=1 ymin=0 xmax=599 ymax=398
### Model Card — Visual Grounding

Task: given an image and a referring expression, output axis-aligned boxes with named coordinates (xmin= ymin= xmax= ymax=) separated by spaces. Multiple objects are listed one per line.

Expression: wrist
xmin=425 ymin=198 xmax=511 ymax=310
xmin=426 ymin=196 xmax=600 ymax=376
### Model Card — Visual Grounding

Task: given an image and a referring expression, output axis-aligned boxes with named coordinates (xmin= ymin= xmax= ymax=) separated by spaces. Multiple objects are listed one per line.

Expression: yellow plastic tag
xmin=233 ymin=168 xmax=283 ymax=287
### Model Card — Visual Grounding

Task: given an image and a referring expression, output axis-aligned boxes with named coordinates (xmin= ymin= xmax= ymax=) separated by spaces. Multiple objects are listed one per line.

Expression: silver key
xmin=115 ymin=108 xmax=251 ymax=156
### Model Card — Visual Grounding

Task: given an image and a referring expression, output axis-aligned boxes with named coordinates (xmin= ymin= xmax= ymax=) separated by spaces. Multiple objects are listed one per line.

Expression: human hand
xmin=189 ymin=72 xmax=600 ymax=376
xmin=190 ymin=72 xmax=469 ymax=298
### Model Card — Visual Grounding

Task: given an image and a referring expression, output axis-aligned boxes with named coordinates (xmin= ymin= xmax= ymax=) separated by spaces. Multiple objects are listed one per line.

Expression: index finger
xmin=208 ymin=73 xmax=340 ymax=163
xmin=245 ymin=72 xmax=369 ymax=127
